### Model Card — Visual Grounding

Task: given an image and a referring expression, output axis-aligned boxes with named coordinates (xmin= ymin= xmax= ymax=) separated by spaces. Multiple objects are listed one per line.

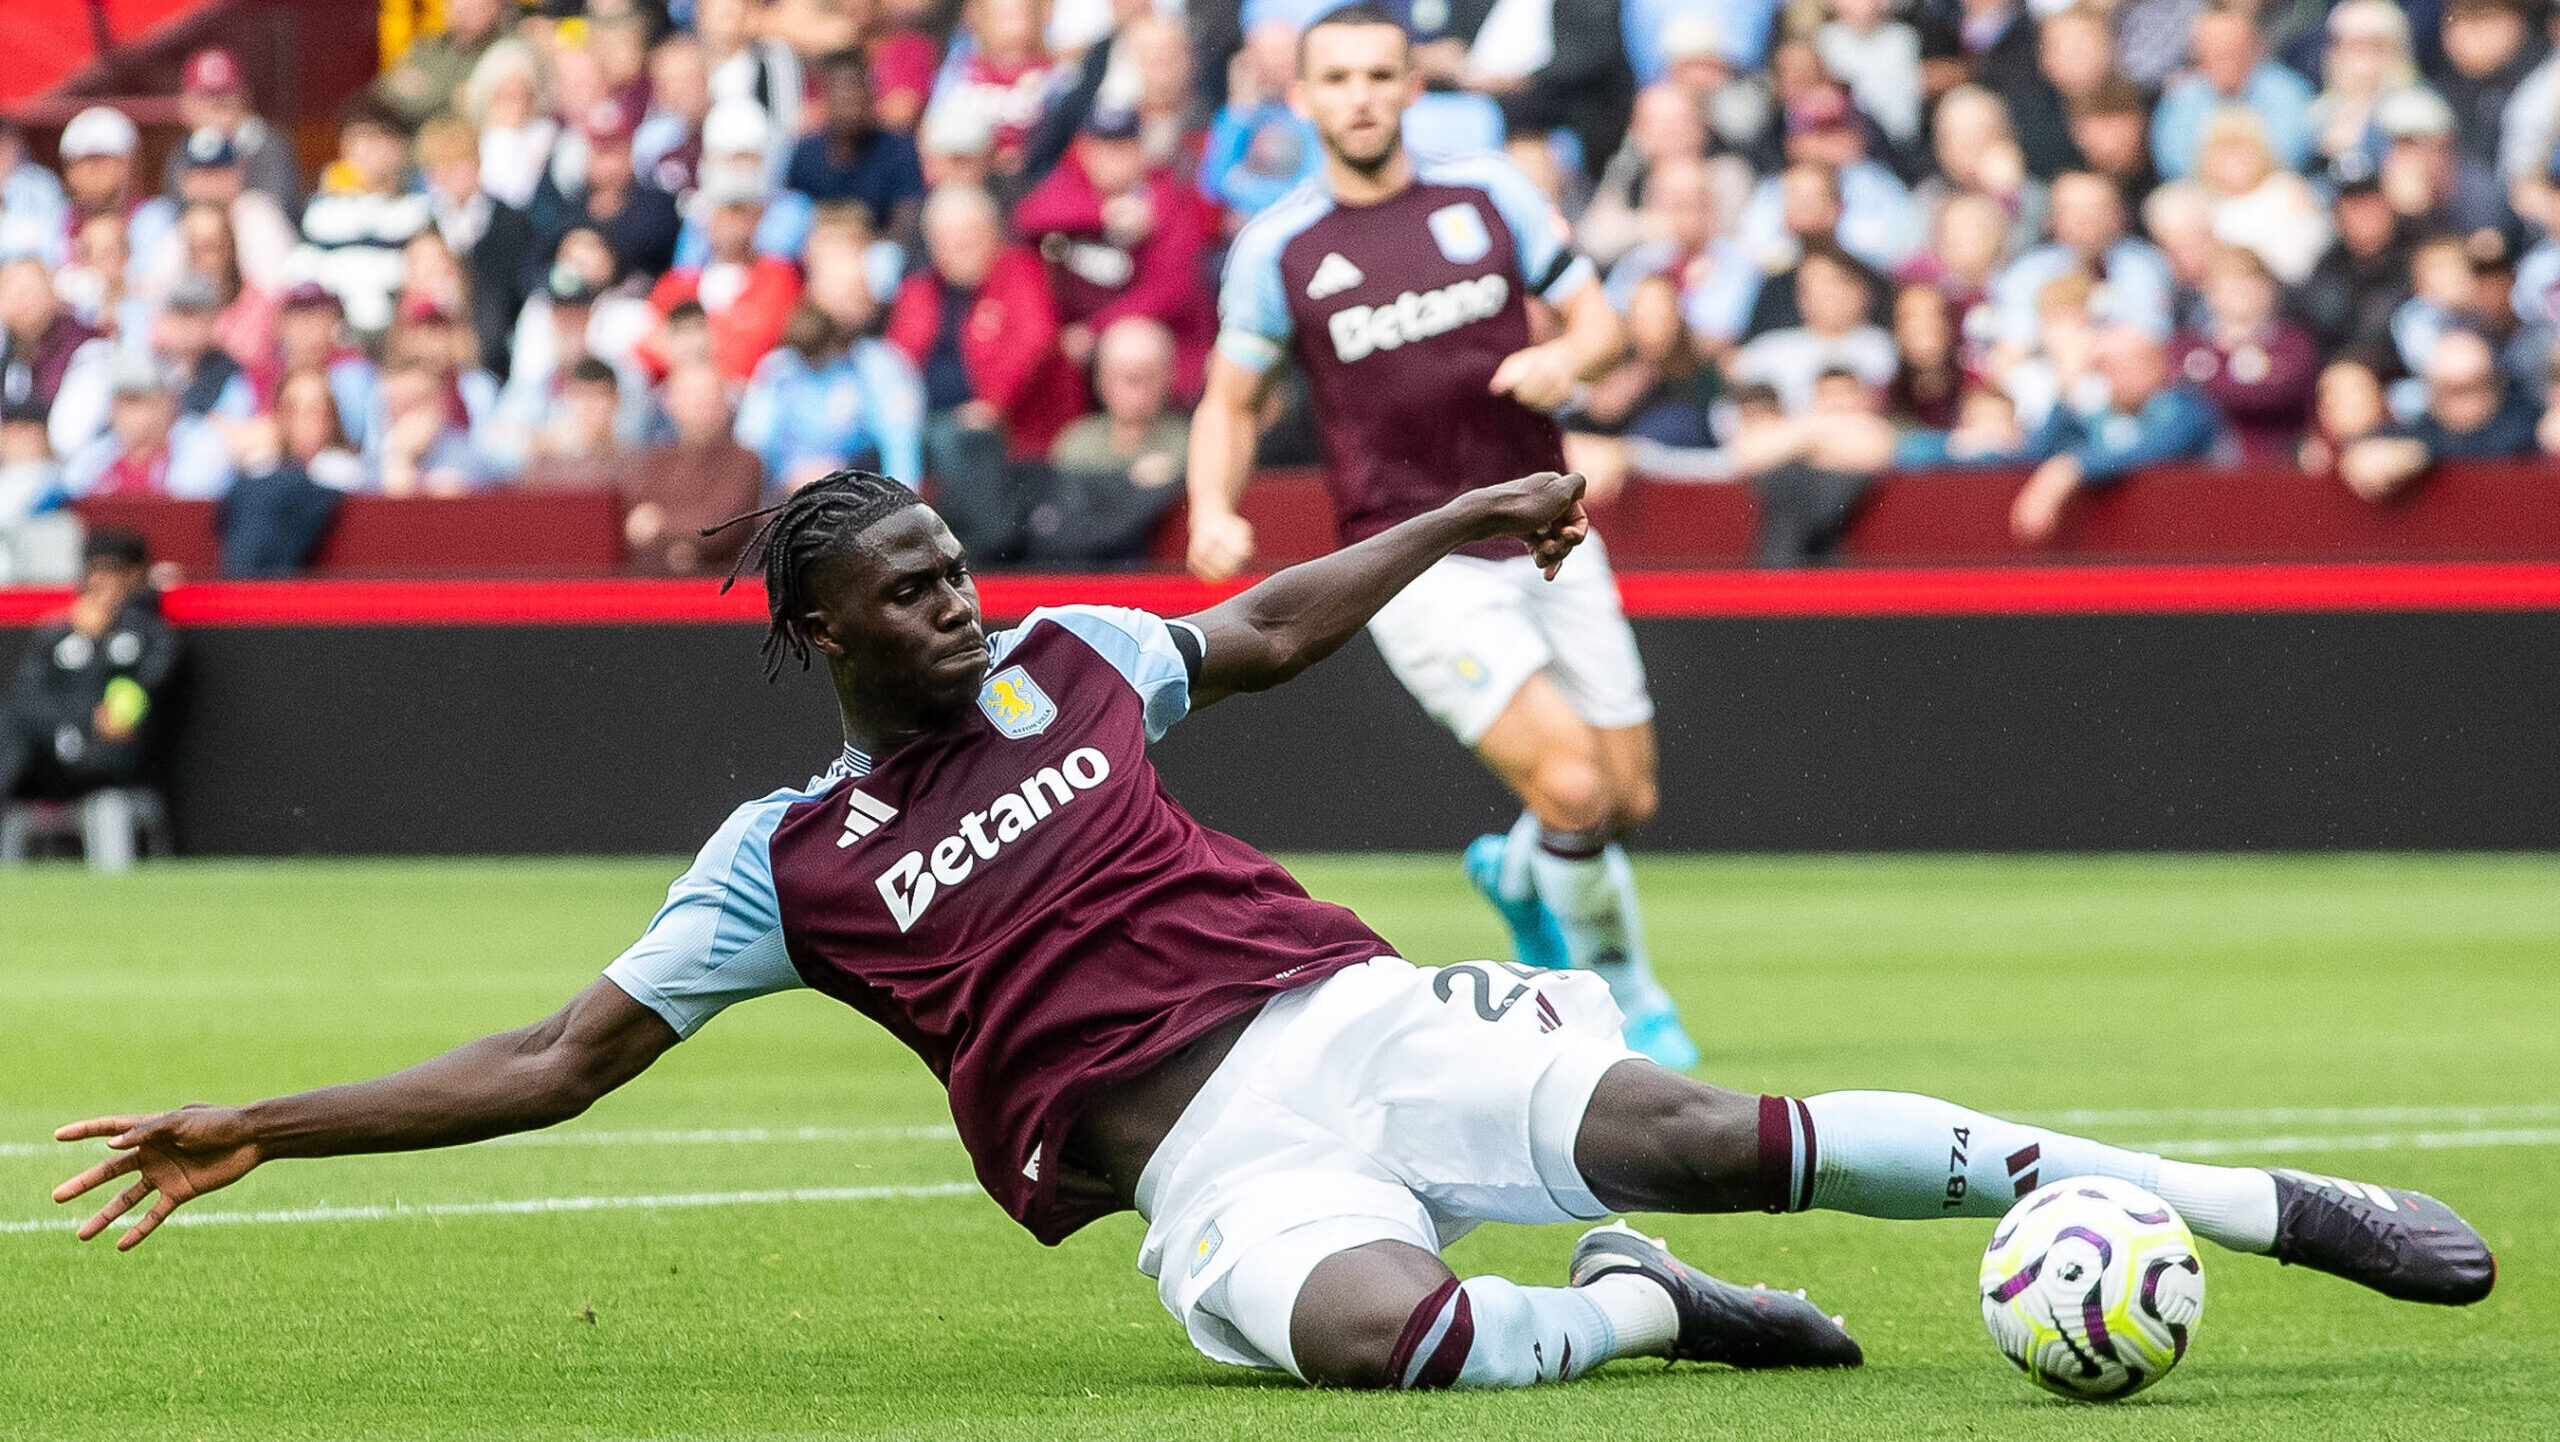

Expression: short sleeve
xmin=1427 ymin=153 xmax=1598 ymax=304
xmin=602 ymin=792 xmax=809 ymax=1038
xmin=996 ymin=605 xmax=1197 ymax=741
xmin=1213 ymin=196 xmax=1308 ymax=374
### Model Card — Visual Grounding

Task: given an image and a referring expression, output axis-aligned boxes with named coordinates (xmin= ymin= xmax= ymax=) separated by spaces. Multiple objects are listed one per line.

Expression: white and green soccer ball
xmin=1979 ymin=1176 xmax=2205 ymax=1401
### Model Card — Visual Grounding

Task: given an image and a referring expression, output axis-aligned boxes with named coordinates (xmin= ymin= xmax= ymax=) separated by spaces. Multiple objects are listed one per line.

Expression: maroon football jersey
xmin=1214 ymin=152 xmax=1595 ymax=559
xmin=759 ymin=615 xmax=1389 ymax=1243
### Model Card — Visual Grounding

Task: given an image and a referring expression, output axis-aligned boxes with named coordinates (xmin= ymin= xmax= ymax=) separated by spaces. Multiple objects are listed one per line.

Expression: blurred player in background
xmin=1185 ymin=5 xmax=1696 ymax=1068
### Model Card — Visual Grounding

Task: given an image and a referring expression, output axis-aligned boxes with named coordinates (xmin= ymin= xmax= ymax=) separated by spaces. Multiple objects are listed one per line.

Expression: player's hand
xmin=1473 ymin=470 xmax=1589 ymax=579
xmin=52 ymin=1106 xmax=263 ymax=1250
xmin=1188 ymin=509 xmax=1256 ymax=582
xmin=1490 ymin=342 xmax=1581 ymax=413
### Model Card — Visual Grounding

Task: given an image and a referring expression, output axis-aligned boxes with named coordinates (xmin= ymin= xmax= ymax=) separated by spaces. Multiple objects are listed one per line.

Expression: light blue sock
xmin=1392 ymin=1276 xmax=1627 ymax=1389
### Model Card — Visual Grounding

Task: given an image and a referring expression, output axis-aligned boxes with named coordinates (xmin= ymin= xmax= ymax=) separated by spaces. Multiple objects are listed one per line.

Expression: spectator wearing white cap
xmin=0 ymin=120 xmax=70 ymax=266
xmin=646 ymin=170 xmax=804 ymax=384
xmin=696 ymin=0 xmax=805 ymax=186
xmin=56 ymin=107 xmax=176 ymax=292
xmin=2375 ymin=87 xmax=2512 ymax=237
xmin=62 ymin=352 xmax=235 ymax=501
xmin=162 ymin=47 xmax=301 ymax=213
xmin=670 ymin=99 xmax=820 ymax=268
xmin=923 ymin=100 xmax=1003 ymax=193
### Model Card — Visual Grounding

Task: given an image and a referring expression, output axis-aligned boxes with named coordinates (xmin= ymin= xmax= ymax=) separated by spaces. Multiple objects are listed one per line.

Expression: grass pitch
xmin=3 ymin=854 xmax=2555 ymax=1440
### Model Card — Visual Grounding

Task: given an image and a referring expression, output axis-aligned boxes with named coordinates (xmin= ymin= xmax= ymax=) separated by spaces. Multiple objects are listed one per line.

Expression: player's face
xmin=1294 ymin=23 xmax=1415 ymax=175
xmin=811 ymin=505 xmax=990 ymax=720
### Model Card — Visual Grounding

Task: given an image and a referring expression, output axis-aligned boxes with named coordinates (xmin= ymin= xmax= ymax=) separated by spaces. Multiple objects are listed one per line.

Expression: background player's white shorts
xmin=1133 ymin=957 xmax=1641 ymax=1377
xmin=1364 ymin=528 xmax=1655 ymax=745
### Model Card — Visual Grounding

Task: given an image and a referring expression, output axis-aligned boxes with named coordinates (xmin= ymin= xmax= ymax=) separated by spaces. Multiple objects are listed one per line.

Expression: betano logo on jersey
xmin=1326 ymin=273 xmax=1509 ymax=364
xmin=874 ymin=746 xmax=1113 ymax=931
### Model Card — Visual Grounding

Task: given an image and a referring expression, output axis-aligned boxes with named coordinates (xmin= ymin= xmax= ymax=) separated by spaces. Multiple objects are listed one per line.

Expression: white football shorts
xmin=1363 ymin=527 xmax=1655 ymax=746
xmin=1133 ymin=956 xmax=1641 ymax=1377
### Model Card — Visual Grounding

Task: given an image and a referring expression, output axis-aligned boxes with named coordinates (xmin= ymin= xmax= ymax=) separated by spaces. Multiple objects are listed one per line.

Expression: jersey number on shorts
xmin=1434 ymin=961 xmax=1544 ymax=1022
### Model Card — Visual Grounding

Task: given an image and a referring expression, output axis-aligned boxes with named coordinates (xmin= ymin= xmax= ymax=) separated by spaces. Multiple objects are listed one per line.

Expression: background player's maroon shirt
xmin=1214 ymin=152 xmax=1598 ymax=559
xmin=764 ymin=617 xmax=1388 ymax=1243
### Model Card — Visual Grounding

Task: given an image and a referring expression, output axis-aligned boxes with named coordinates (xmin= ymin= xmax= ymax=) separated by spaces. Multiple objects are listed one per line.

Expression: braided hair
xmin=710 ymin=468 xmax=923 ymax=679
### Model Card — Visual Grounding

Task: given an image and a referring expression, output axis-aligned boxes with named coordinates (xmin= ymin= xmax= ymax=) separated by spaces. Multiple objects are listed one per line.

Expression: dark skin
xmin=51 ymin=472 xmax=1767 ymax=1386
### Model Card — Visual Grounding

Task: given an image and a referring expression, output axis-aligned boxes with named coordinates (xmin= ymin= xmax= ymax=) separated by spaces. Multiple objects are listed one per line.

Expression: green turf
xmin=2 ymin=854 xmax=2554 ymax=1440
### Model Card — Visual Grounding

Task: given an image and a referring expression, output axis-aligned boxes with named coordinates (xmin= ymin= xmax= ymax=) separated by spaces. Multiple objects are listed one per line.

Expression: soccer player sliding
xmin=1185 ymin=4 xmax=1697 ymax=1068
xmin=55 ymin=470 xmax=2491 ymax=1392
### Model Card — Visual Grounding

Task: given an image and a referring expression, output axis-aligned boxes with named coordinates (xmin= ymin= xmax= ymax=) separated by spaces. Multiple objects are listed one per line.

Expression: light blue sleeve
xmin=993 ymin=605 xmax=1197 ymax=741
xmin=1213 ymin=189 xmax=1316 ymax=374
xmin=601 ymin=791 xmax=809 ymax=1038
xmin=1425 ymin=153 xmax=1598 ymax=302
xmin=856 ymin=340 xmax=927 ymax=486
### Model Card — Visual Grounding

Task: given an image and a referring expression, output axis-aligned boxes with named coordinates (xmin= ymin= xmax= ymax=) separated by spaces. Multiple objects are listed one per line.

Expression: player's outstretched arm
xmin=1183 ymin=353 xmax=1276 ymax=582
xmin=1182 ymin=470 xmax=1588 ymax=707
xmin=51 ymin=976 xmax=677 ymax=1250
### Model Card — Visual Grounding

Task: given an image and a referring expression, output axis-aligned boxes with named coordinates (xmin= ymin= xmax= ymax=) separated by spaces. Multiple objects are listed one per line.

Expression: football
xmin=1979 ymin=1176 xmax=2206 ymax=1401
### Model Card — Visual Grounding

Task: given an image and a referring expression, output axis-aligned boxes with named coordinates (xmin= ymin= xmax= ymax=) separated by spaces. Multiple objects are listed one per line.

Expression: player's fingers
xmin=51 ymin=1149 xmax=139 ymax=1204
xmin=54 ymin=1116 xmax=144 ymax=1143
xmin=118 ymin=1195 xmax=181 ymax=1251
xmin=78 ymin=1179 xmax=153 ymax=1242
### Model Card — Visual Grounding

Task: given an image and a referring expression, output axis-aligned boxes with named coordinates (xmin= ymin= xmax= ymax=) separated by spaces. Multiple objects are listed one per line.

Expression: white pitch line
xmin=2016 ymin=1103 xmax=2560 ymax=1129
xmin=0 ymin=1123 xmax=959 ymax=1160
xmin=2124 ymin=1127 xmax=2560 ymax=1159
xmin=0 ymin=1181 xmax=982 ymax=1236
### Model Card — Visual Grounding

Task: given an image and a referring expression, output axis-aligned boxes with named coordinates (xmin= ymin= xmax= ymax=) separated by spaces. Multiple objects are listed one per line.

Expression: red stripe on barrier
xmin=2 ymin=562 xmax=2558 ymax=628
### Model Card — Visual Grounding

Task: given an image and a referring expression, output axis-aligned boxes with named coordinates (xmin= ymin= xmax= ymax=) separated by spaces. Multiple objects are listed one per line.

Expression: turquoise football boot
xmin=1462 ymin=833 xmax=1569 ymax=971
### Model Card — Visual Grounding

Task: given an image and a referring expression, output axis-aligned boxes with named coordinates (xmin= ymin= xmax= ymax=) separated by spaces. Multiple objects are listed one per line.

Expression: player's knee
xmin=1291 ymin=1293 xmax=1415 ymax=1389
xmin=1612 ymin=776 xmax=1659 ymax=833
xmin=1525 ymin=758 xmax=1609 ymax=834
xmin=1288 ymin=1243 xmax=1453 ymax=1389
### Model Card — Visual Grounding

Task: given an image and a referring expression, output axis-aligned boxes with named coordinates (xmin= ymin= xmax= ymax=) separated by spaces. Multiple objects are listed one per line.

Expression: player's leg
xmin=1569 ymin=1062 xmax=2494 ymax=1305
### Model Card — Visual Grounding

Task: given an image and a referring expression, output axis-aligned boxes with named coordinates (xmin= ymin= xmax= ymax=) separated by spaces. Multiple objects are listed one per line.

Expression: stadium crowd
xmin=2 ymin=0 xmax=2559 ymax=580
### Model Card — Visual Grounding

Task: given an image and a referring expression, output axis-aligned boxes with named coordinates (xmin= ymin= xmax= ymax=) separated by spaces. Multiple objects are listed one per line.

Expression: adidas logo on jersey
xmin=1306 ymin=251 xmax=1364 ymax=300
xmin=1326 ymin=273 xmax=1510 ymax=364
xmin=874 ymin=746 xmax=1113 ymax=931
xmin=836 ymin=789 xmax=899 ymax=848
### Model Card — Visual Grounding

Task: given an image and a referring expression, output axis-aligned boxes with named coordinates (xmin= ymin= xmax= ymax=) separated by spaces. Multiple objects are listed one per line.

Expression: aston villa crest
xmin=977 ymin=665 xmax=1057 ymax=739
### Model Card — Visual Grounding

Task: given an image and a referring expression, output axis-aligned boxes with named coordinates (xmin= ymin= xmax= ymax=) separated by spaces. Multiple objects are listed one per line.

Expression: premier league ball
xmin=1979 ymin=1176 xmax=2205 ymax=1401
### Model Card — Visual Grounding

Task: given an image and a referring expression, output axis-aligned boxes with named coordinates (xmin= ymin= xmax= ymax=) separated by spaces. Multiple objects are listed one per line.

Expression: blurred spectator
xmin=2435 ymin=0 xmax=2547 ymax=168
xmin=1582 ymin=85 xmax=1712 ymax=269
xmin=2297 ymin=356 xmax=2391 ymax=476
xmin=635 ymin=34 xmax=713 ymax=197
xmin=368 ymin=354 xmax=486 ymax=496
xmin=56 ymin=213 xmax=148 ymax=349
xmin=1895 ymin=381 xmax=2033 ymax=467
xmin=0 ymin=119 xmax=69 ymax=265
xmin=2141 ymin=180 xmax=2215 ymax=332
xmin=2194 ymin=108 xmax=2331 ymax=286
xmin=533 ymin=113 xmax=684 ymax=286
xmin=787 ymin=50 xmax=929 ymax=244
xmin=1897 ymin=190 xmax=2012 ymax=325
xmin=2170 ymin=245 xmax=2317 ymax=455
xmin=2539 ymin=355 xmax=2560 ymax=456
xmin=2150 ymin=5 xmax=2314 ymax=181
xmin=0 ymin=258 xmax=114 ymax=461
xmin=734 ymin=208 xmax=924 ymax=488
xmin=417 ymin=115 xmax=537 ymax=381
xmin=462 ymin=41 xmax=558 ymax=217
xmin=1730 ymin=240 xmax=1898 ymax=413
xmin=647 ymin=173 xmax=803 ymax=383
xmin=1914 ymin=0 xmax=2075 ymax=180
xmin=296 ymin=97 xmax=432 ymax=337
xmin=1201 ymin=22 xmax=1320 ymax=221
xmin=0 ymin=529 xmax=178 ymax=810
xmin=624 ymin=361 xmax=765 ymax=575
xmin=1724 ymin=374 xmax=1893 ymax=566
xmin=490 ymin=269 xmax=654 ymax=473
xmin=924 ymin=99 xmax=1004 ymax=193
xmin=1886 ymin=281 xmax=1964 ymax=428
xmin=2392 ymin=233 xmax=2494 ymax=377
xmin=2337 ymin=328 xmax=2539 ymax=499
xmin=2011 ymin=324 xmax=2221 ymax=542
xmin=2038 ymin=5 xmax=2118 ymax=115
xmin=888 ymin=184 xmax=1082 ymax=559
xmin=0 ymin=402 xmax=77 ymax=584
xmin=516 ymin=357 xmax=629 ymax=490
xmin=218 ymin=370 xmax=355 ymax=577
xmin=1993 ymin=171 xmax=2174 ymax=346
xmin=156 ymin=276 xmax=258 ymax=427
xmin=872 ymin=0 xmax=946 ymax=136
xmin=1911 ymin=84 xmax=2045 ymax=258
xmin=1029 ymin=316 xmax=1189 ymax=565
xmin=673 ymin=100 xmax=818 ymax=266
xmin=374 ymin=0 xmax=506 ymax=128
xmin=2375 ymin=88 xmax=2509 ymax=236
xmin=58 ymin=107 xmax=176 ymax=289
xmin=1015 ymin=107 xmax=1214 ymax=395
xmin=254 ymin=284 xmax=381 ymax=454
xmin=166 ymin=204 xmax=279 ymax=369
xmin=1818 ymin=0 xmax=1922 ymax=150
xmin=385 ymin=292 xmax=500 ymax=441
xmin=165 ymin=47 xmax=300 ymax=213
xmin=1607 ymin=155 xmax=1752 ymax=356
xmin=2069 ymin=75 xmax=2160 ymax=207
xmin=1736 ymin=86 xmax=1921 ymax=274
xmin=152 ymin=127 xmax=297 ymax=302
xmin=929 ymin=0 xmax=1061 ymax=179
xmin=64 ymin=354 xmax=235 ymax=500
xmin=2295 ymin=174 xmax=2414 ymax=356
xmin=2497 ymin=9 xmax=2560 ymax=202
xmin=1564 ymin=272 xmax=1723 ymax=494
xmin=2309 ymin=1 xmax=2422 ymax=187
xmin=1655 ymin=16 xmax=1777 ymax=158
xmin=697 ymin=0 xmax=805 ymax=180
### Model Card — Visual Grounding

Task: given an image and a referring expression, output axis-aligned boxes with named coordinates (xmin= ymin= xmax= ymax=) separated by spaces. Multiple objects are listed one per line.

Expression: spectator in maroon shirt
xmin=1013 ymin=108 xmax=1216 ymax=400
xmin=0 ymin=258 xmax=107 ymax=454
xmin=2169 ymin=244 xmax=2317 ymax=456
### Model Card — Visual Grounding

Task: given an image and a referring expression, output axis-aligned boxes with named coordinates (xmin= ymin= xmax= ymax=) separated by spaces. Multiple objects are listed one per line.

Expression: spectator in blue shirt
xmin=1200 ymin=24 xmax=1321 ymax=222
xmin=2151 ymin=5 xmax=2316 ymax=179
xmin=2011 ymin=324 xmax=2222 ymax=542
xmin=784 ymin=51 xmax=927 ymax=248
